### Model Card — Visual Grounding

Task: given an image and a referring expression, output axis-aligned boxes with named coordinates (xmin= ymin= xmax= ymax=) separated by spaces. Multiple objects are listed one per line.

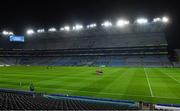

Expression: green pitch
xmin=0 ymin=66 xmax=180 ymax=104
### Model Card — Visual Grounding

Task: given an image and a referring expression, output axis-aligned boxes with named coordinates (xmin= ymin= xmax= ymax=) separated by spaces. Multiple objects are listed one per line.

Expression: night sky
xmin=0 ymin=0 xmax=179 ymax=49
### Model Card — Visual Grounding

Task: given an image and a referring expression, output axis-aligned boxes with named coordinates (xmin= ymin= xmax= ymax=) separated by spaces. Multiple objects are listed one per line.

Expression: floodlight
xmin=60 ymin=28 xmax=65 ymax=31
xmin=136 ymin=18 xmax=148 ymax=24
xmin=2 ymin=30 xmax=9 ymax=35
xmin=73 ymin=24 xmax=83 ymax=31
xmin=26 ymin=29 xmax=34 ymax=35
xmin=87 ymin=24 xmax=97 ymax=28
xmin=48 ymin=28 xmax=56 ymax=32
xmin=153 ymin=18 xmax=161 ymax=22
xmin=8 ymin=32 xmax=14 ymax=35
xmin=116 ymin=19 xmax=130 ymax=27
xmin=101 ymin=21 xmax=112 ymax=27
xmin=64 ymin=26 xmax=70 ymax=31
xmin=2 ymin=30 xmax=14 ymax=35
xmin=37 ymin=29 xmax=45 ymax=33
xmin=162 ymin=16 xmax=169 ymax=23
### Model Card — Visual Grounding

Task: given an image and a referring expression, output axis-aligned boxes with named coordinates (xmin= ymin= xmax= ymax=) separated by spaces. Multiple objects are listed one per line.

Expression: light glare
xmin=8 ymin=32 xmax=14 ymax=35
xmin=162 ymin=17 xmax=169 ymax=23
xmin=2 ymin=31 xmax=9 ymax=35
xmin=2 ymin=30 xmax=14 ymax=35
xmin=116 ymin=19 xmax=130 ymax=27
xmin=48 ymin=28 xmax=56 ymax=32
xmin=101 ymin=21 xmax=112 ymax=27
xmin=64 ymin=26 xmax=70 ymax=31
xmin=37 ymin=29 xmax=45 ymax=33
xmin=153 ymin=18 xmax=161 ymax=22
xmin=73 ymin=24 xmax=83 ymax=31
xmin=27 ymin=29 xmax=34 ymax=35
xmin=87 ymin=24 xmax=97 ymax=28
xmin=60 ymin=28 xmax=65 ymax=31
xmin=136 ymin=18 xmax=148 ymax=24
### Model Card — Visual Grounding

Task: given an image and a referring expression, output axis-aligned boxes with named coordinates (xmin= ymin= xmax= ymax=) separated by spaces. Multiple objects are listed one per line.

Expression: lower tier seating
xmin=0 ymin=90 xmax=138 ymax=110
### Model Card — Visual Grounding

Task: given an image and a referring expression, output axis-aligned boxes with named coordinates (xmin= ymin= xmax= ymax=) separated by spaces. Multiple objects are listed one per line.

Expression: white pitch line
xmin=144 ymin=68 xmax=154 ymax=97
xmin=160 ymin=70 xmax=180 ymax=84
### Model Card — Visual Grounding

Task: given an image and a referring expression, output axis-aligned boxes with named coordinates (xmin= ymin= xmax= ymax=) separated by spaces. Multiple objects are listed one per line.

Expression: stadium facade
xmin=0 ymin=21 xmax=171 ymax=67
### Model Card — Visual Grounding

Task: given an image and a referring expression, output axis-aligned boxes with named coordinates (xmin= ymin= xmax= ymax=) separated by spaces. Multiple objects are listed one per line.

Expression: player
xmin=46 ymin=65 xmax=53 ymax=69
xmin=29 ymin=83 xmax=35 ymax=92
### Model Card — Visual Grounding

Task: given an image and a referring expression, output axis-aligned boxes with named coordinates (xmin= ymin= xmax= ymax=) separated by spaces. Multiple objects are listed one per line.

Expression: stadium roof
xmin=0 ymin=0 xmax=179 ymax=49
xmin=18 ymin=16 xmax=169 ymax=35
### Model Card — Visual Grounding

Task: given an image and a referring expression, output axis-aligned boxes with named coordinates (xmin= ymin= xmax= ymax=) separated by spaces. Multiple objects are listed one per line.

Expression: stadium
xmin=1 ymin=16 xmax=180 ymax=110
xmin=1 ymin=0 xmax=180 ymax=109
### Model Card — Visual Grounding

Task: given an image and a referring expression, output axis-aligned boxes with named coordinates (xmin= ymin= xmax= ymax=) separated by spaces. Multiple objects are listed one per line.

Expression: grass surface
xmin=0 ymin=66 xmax=180 ymax=104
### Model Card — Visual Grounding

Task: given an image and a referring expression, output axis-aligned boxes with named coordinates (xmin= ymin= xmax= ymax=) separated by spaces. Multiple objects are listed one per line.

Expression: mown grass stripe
xmin=144 ymin=68 xmax=154 ymax=97
xmin=1 ymin=66 xmax=180 ymax=104
xmin=160 ymin=70 xmax=180 ymax=84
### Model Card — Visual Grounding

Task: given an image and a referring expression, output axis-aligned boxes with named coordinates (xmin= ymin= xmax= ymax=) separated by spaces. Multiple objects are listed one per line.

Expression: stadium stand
xmin=0 ymin=55 xmax=171 ymax=67
xmin=0 ymin=24 xmax=171 ymax=70
xmin=0 ymin=89 xmax=138 ymax=110
xmin=22 ymin=33 xmax=166 ymax=50
xmin=172 ymin=49 xmax=180 ymax=67
xmin=0 ymin=23 xmax=171 ymax=67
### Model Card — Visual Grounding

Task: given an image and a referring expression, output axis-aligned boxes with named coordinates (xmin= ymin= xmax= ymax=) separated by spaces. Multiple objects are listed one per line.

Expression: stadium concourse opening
xmin=0 ymin=16 xmax=180 ymax=110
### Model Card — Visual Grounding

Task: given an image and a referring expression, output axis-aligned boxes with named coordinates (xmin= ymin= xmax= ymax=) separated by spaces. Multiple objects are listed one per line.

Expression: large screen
xmin=9 ymin=36 xmax=24 ymax=42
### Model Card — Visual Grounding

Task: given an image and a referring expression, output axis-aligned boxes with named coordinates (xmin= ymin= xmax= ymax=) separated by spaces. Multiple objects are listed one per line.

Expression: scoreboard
xmin=9 ymin=35 xmax=24 ymax=42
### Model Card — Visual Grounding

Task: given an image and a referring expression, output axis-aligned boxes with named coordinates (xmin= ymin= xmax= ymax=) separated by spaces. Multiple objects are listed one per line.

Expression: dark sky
xmin=0 ymin=0 xmax=179 ymax=49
